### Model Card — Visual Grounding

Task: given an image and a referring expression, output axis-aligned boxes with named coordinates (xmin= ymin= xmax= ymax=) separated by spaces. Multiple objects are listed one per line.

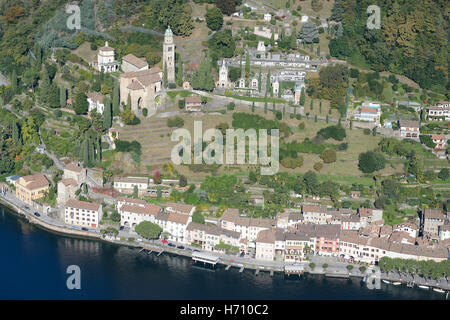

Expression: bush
xmin=142 ymin=108 xmax=148 ymax=117
xmin=320 ymin=149 xmax=337 ymax=163
xmin=363 ymin=128 xmax=371 ymax=135
xmin=298 ymin=122 xmax=305 ymax=130
xmin=358 ymin=151 xmax=386 ymax=173
xmin=54 ymin=109 xmax=62 ymax=118
xmin=313 ymin=162 xmax=323 ymax=171
xmin=227 ymin=102 xmax=235 ymax=111
xmin=275 ymin=111 xmax=282 ymax=120
xmin=438 ymin=168 xmax=449 ymax=180
xmin=317 ymin=125 xmax=346 ymax=141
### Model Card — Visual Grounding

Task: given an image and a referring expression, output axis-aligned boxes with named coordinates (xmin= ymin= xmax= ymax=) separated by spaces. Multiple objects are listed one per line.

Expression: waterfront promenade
xmin=1 ymin=190 xmax=449 ymax=292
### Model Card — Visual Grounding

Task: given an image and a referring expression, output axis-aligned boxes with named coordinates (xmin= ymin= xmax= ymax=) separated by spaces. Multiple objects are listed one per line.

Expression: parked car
xmin=81 ymin=227 xmax=88 ymax=231
xmin=185 ymin=248 xmax=192 ymax=252
xmin=24 ymin=206 xmax=30 ymax=210
xmin=193 ymin=249 xmax=200 ymax=253
xmin=33 ymin=212 xmax=40 ymax=217
xmin=119 ymin=226 xmax=124 ymax=231
xmin=168 ymin=243 xmax=176 ymax=247
xmin=177 ymin=245 xmax=185 ymax=250
xmin=136 ymin=238 xmax=143 ymax=242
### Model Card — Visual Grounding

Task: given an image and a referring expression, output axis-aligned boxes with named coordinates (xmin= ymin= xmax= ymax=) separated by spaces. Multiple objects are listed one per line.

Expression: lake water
xmin=0 ymin=204 xmax=444 ymax=300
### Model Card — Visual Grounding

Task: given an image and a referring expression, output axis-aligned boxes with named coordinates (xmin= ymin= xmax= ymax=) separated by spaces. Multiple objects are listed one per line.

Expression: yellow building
xmin=15 ymin=173 xmax=49 ymax=205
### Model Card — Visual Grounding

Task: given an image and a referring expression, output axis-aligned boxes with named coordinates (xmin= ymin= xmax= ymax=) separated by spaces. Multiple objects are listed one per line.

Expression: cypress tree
xmin=245 ymin=51 xmax=250 ymax=76
xmin=251 ymin=101 xmax=255 ymax=113
xmin=103 ymin=97 xmax=112 ymax=129
xmin=264 ymin=95 xmax=268 ymax=114
xmin=310 ymin=99 xmax=314 ymax=110
xmin=258 ymin=67 xmax=262 ymax=92
xmin=82 ymin=138 xmax=89 ymax=166
xmin=319 ymin=101 xmax=322 ymax=114
xmin=300 ymin=87 xmax=305 ymax=106
xmin=40 ymin=65 xmax=50 ymax=104
xmin=127 ymin=93 xmax=131 ymax=109
xmin=11 ymin=70 xmax=18 ymax=94
xmin=112 ymin=80 xmax=120 ymax=116
xmin=326 ymin=115 xmax=329 ymax=123
xmin=59 ymin=86 xmax=66 ymax=108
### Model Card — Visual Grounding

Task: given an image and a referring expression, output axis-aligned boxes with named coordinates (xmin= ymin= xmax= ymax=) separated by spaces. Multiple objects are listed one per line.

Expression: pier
xmin=239 ymin=266 xmax=244 ymax=273
xmin=192 ymin=252 xmax=219 ymax=266
xmin=285 ymin=265 xmax=305 ymax=275
xmin=225 ymin=265 xmax=231 ymax=271
xmin=255 ymin=269 xmax=260 ymax=276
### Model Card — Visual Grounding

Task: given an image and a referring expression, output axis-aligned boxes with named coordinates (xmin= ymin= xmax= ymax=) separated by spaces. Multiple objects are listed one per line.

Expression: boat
xmin=418 ymin=285 xmax=429 ymax=289
xmin=432 ymin=288 xmax=445 ymax=293
xmin=382 ymin=280 xmax=391 ymax=284
xmin=392 ymin=282 xmax=401 ymax=286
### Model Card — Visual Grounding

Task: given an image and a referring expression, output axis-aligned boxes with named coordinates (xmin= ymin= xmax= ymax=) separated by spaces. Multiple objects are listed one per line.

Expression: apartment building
xmin=64 ymin=199 xmax=102 ymax=229
xmin=113 ymin=177 xmax=149 ymax=195
xmin=15 ymin=173 xmax=49 ymax=205
xmin=119 ymin=203 xmax=162 ymax=229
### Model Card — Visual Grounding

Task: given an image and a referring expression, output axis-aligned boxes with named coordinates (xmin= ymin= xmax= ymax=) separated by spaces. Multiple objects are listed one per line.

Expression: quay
xmin=326 ymin=273 xmax=350 ymax=279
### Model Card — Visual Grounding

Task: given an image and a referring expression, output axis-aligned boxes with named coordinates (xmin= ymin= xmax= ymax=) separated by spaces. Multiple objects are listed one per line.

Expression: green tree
xmin=205 ymin=6 xmax=223 ymax=31
xmin=103 ymin=97 xmax=112 ymax=129
xmin=59 ymin=86 xmax=66 ymax=108
xmin=245 ymin=51 xmax=250 ymax=76
xmin=358 ymin=151 xmax=386 ymax=174
xmin=135 ymin=221 xmax=162 ymax=239
xmin=112 ymin=80 xmax=120 ymax=116
xmin=438 ymin=168 xmax=449 ymax=181
xmin=74 ymin=91 xmax=88 ymax=115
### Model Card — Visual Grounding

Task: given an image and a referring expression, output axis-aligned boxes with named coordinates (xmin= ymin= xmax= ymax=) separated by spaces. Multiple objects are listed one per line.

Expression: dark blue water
xmin=0 ymin=204 xmax=445 ymax=300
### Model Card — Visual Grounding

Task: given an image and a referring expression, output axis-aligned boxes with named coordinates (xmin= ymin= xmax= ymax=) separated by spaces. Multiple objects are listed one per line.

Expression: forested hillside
xmin=329 ymin=0 xmax=449 ymax=96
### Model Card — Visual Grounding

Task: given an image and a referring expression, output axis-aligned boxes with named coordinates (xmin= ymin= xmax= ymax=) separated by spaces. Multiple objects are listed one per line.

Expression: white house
xmin=439 ymin=225 xmax=450 ymax=241
xmin=155 ymin=212 xmax=191 ymax=243
xmin=86 ymin=92 xmax=105 ymax=115
xmin=90 ymin=41 xmax=119 ymax=73
xmin=64 ymin=199 xmax=102 ymax=229
xmin=113 ymin=177 xmax=149 ymax=195
xmin=264 ymin=13 xmax=272 ymax=22
xmin=255 ymin=229 xmax=276 ymax=261
xmin=119 ymin=203 xmax=162 ymax=229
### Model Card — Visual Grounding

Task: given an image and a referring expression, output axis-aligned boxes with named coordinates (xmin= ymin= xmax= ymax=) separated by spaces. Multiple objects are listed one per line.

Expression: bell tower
xmin=163 ymin=26 xmax=175 ymax=84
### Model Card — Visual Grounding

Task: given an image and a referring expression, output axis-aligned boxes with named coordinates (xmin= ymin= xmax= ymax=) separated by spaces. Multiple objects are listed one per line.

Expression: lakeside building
xmin=86 ymin=92 xmax=105 ymax=115
xmin=423 ymin=209 xmax=446 ymax=236
xmin=119 ymin=203 xmax=162 ymax=229
xmin=90 ymin=41 xmax=119 ymax=73
xmin=155 ymin=211 xmax=191 ymax=243
xmin=255 ymin=229 xmax=276 ymax=261
xmin=185 ymin=222 xmax=240 ymax=252
xmin=15 ymin=173 xmax=49 ymax=205
xmin=339 ymin=230 xmax=447 ymax=264
xmin=121 ymin=53 xmax=149 ymax=73
xmin=398 ymin=120 xmax=420 ymax=138
xmin=113 ymin=177 xmax=149 ymax=195
xmin=284 ymin=231 xmax=313 ymax=262
xmin=219 ymin=209 xmax=275 ymax=242
xmin=64 ymin=199 xmax=102 ymax=229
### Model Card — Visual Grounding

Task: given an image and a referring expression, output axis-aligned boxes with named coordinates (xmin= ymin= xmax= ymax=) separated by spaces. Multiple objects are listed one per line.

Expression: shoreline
xmin=0 ymin=195 xmax=448 ymax=294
